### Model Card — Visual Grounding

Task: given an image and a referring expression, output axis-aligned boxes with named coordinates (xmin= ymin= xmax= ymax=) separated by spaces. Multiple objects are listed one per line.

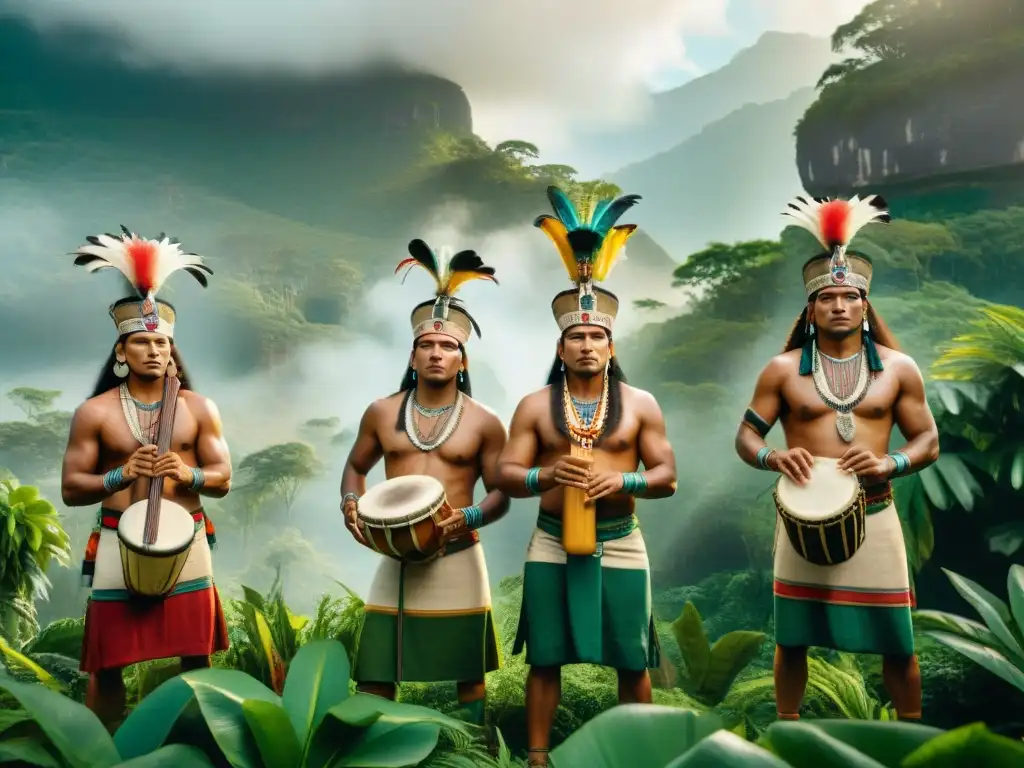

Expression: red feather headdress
xmin=783 ymin=195 xmax=890 ymax=295
xmin=73 ymin=225 xmax=212 ymax=338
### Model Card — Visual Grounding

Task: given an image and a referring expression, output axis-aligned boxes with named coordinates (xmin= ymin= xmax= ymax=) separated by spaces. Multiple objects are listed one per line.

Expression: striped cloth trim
xmin=90 ymin=575 xmax=214 ymax=602
xmin=774 ymin=577 xmax=912 ymax=607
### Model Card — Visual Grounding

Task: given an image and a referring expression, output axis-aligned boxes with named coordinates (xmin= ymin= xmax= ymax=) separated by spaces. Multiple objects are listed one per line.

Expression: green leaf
xmin=665 ymin=730 xmax=790 ymax=767
xmin=24 ymin=618 xmax=86 ymax=659
xmin=186 ymin=672 xmax=282 ymax=768
xmin=1008 ymin=564 xmax=1024 ymax=641
xmin=323 ymin=693 xmax=472 ymax=732
xmin=1010 ymin=447 xmax=1024 ymax=489
xmin=984 ymin=522 xmax=1024 ymax=557
xmin=8 ymin=486 xmax=40 ymax=506
xmin=672 ymin=602 xmax=711 ymax=689
xmin=241 ymin=699 xmax=302 ymax=768
xmin=114 ymin=744 xmax=217 ymax=767
xmin=763 ymin=721 xmax=888 ymax=767
xmin=912 ymin=610 xmax=1000 ymax=649
xmin=902 ymin=722 xmax=1024 ymax=767
xmin=0 ymin=708 xmax=33 ymax=734
xmin=801 ymin=720 xmax=944 ymax=766
xmin=282 ymin=639 xmax=351 ymax=752
xmin=700 ymin=631 xmax=766 ymax=703
xmin=115 ymin=675 xmax=197 ymax=760
xmin=548 ymin=705 xmax=722 ymax=768
xmin=335 ymin=720 xmax=442 ymax=767
xmin=942 ymin=568 xmax=1024 ymax=664
xmin=924 ymin=631 xmax=1024 ymax=694
xmin=0 ymin=737 xmax=62 ymax=767
xmin=0 ymin=675 xmax=120 ymax=768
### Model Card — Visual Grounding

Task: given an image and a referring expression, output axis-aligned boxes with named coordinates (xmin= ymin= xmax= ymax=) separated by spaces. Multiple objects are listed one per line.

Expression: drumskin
xmin=80 ymin=506 xmax=229 ymax=672
xmin=773 ymin=485 xmax=914 ymax=656
xmin=513 ymin=513 xmax=660 ymax=670
xmin=355 ymin=537 xmax=501 ymax=683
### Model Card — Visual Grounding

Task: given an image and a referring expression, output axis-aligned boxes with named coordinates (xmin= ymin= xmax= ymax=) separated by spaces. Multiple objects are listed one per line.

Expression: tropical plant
xmin=894 ymin=303 xmax=1024 ymax=569
xmin=913 ymin=563 xmax=1024 ymax=695
xmin=669 ymin=601 xmax=765 ymax=706
xmin=0 ymin=478 xmax=72 ymax=644
xmin=545 ymin=705 xmax=1024 ymax=767
xmin=0 ymin=638 xmax=480 ymax=767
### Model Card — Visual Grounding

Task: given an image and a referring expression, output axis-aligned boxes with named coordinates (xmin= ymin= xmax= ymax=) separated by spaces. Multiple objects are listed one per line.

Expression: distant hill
xmin=567 ymin=32 xmax=835 ymax=175
xmin=610 ymin=87 xmax=818 ymax=258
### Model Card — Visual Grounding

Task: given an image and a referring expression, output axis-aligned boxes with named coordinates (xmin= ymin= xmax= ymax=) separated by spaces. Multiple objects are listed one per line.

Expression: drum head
xmin=358 ymin=475 xmax=445 ymax=527
xmin=775 ymin=456 xmax=858 ymax=521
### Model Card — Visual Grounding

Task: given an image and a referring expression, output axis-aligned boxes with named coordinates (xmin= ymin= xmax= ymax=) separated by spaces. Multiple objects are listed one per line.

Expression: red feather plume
xmin=818 ymin=200 xmax=851 ymax=248
xmin=125 ymin=238 xmax=159 ymax=295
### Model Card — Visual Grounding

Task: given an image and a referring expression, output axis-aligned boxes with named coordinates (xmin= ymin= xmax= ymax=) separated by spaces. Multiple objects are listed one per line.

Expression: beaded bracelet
xmin=756 ymin=446 xmax=776 ymax=471
xmin=525 ymin=467 xmax=542 ymax=495
xmin=621 ymin=472 xmax=648 ymax=496
xmin=461 ymin=505 xmax=484 ymax=530
xmin=887 ymin=451 xmax=911 ymax=476
xmin=342 ymin=492 xmax=360 ymax=507
xmin=102 ymin=465 xmax=126 ymax=493
xmin=189 ymin=467 xmax=206 ymax=491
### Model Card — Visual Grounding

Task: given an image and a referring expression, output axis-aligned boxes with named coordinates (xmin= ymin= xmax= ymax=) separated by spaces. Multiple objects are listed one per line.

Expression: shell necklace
xmin=811 ymin=339 xmax=871 ymax=442
xmin=404 ymin=390 xmax=464 ymax=452
xmin=562 ymin=371 xmax=609 ymax=450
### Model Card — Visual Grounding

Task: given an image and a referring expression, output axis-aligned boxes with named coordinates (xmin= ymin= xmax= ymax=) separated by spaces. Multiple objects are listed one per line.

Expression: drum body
xmin=117 ymin=498 xmax=197 ymax=598
xmin=358 ymin=475 xmax=450 ymax=563
xmin=773 ymin=456 xmax=866 ymax=567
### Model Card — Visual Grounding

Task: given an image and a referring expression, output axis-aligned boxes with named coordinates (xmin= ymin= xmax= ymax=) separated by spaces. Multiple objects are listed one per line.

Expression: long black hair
xmin=546 ymin=334 xmax=627 ymax=447
xmin=394 ymin=343 xmax=473 ymax=432
xmin=90 ymin=330 xmax=194 ymax=398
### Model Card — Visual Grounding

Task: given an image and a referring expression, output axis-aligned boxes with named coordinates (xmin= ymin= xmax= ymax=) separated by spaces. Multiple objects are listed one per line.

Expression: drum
xmin=117 ymin=498 xmax=197 ymax=598
xmin=357 ymin=475 xmax=452 ymax=562
xmin=773 ymin=456 xmax=866 ymax=567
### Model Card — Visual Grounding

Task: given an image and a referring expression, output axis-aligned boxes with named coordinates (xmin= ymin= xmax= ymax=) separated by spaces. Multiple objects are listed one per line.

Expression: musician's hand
xmin=343 ymin=500 xmax=369 ymax=546
xmin=838 ymin=446 xmax=890 ymax=480
xmin=153 ymin=451 xmax=193 ymax=484
xmin=439 ymin=508 xmax=468 ymax=541
xmin=552 ymin=455 xmax=592 ymax=490
xmin=122 ymin=445 xmax=158 ymax=481
xmin=587 ymin=471 xmax=624 ymax=501
xmin=770 ymin=448 xmax=814 ymax=485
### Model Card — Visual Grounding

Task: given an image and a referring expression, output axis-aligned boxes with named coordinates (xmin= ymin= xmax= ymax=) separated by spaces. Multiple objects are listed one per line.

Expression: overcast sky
xmin=5 ymin=0 xmax=870 ymax=151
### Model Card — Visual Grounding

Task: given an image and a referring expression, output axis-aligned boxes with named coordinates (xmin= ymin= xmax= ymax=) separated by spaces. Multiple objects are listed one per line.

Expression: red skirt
xmin=80 ymin=587 xmax=230 ymax=673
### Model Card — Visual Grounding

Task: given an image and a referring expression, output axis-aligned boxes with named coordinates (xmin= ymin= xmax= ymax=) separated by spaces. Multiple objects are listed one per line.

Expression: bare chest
xmin=536 ymin=413 xmax=640 ymax=457
xmin=381 ymin=419 xmax=481 ymax=470
xmin=99 ymin=400 xmax=199 ymax=460
xmin=783 ymin=371 xmax=897 ymax=422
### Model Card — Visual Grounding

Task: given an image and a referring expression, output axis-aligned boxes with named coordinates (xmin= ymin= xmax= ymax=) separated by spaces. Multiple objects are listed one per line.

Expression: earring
xmin=412 ymin=370 xmax=417 ymax=381
xmin=113 ymin=359 xmax=129 ymax=378
xmin=560 ymin=361 xmax=565 ymax=372
xmin=458 ymin=370 xmax=464 ymax=384
xmin=166 ymin=358 xmax=178 ymax=378
xmin=863 ymin=317 xmax=870 ymax=332
xmin=808 ymin=322 xmax=816 ymax=337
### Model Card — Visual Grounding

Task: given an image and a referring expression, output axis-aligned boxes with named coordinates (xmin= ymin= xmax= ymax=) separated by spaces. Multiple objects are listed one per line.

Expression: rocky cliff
xmin=795 ymin=65 xmax=1024 ymax=198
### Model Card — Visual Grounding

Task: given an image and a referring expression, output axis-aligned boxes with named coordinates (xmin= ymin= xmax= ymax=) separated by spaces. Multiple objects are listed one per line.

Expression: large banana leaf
xmin=282 ymin=638 xmax=352 ymax=761
xmin=242 ymin=699 xmax=302 ymax=767
xmin=761 ymin=721 xmax=889 ymax=767
xmin=901 ymin=722 xmax=1024 ymax=767
xmin=665 ymin=730 xmax=789 ymax=767
xmin=333 ymin=720 xmax=442 ymax=767
xmin=115 ymin=744 xmax=217 ymax=767
xmin=0 ymin=674 xmax=120 ymax=768
xmin=798 ymin=720 xmax=943 ymax=765
xmin=547 ymin=705 xmax=722 ymax=768
xmin=0 ymin=737 xmax=62 ymax=767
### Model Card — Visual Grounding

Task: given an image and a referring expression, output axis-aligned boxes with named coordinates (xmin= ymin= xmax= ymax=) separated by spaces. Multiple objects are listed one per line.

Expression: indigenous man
xmin=60 ymin=228 xmax=231 ymax=731
xmin=496 ymin=187 xmax=677 ymax=766
xmin=340 ymin=239 xmax=509 ymax=725
xmin=735 ymin=195 xmax=939 ymax=722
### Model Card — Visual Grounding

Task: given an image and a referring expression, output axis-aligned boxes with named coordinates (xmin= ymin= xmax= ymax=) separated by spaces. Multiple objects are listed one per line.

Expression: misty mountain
xmin=567 ymin=31 xmax=835 ymax=176
xmin=610 ymin=87 xmax=818 ymax=259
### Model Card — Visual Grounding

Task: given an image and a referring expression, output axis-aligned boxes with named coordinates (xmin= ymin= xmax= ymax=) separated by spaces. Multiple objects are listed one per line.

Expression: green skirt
xmin=354 ymin=539 xmax=501 ymax=683
xmin=513 ymin=513 xmax=659 ymax=671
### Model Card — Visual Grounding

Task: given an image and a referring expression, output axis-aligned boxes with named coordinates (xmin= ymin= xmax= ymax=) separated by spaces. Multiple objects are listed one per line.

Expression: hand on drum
xmin=552 ymin=455 xmax=592 ymax=490
xmin=122 ymin=445 xmax=159 ymax=481
xmin=343 ymin=500 xmax=368 ymax=546
xmin=838 ymin=446 xmax=891 ymax=481
xmin=771 ymin=448 xmax=814 ymax=485
xmin=439 ymin=508 xmax=468 ymax=541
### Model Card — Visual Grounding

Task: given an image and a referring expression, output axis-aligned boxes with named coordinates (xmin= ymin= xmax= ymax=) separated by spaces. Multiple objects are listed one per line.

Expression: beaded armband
xmin=189 ymin=467 xmax=206 ymax=491
xmin=525 ymin=467 xmax=542 ymax=496
xmin=887 ymin=451 xmax=911 ymax=477
xmin=461 ymin=505 xmax=484 ymax=530
xmin=621 ymin=472 xmax=648 ymax=496
xmin=756 ymin=446 xmax=776 ymax=471
xmin=102 ymin=466 xmax=127 ymax=493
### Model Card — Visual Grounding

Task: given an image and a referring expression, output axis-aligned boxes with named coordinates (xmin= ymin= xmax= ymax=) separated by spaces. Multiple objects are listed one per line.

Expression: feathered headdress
xmin=72 ymin=225 xmax=212 ymax=338
xmin=396 ymin=238 xmax=497 ymax=345
xmin=534 ymin=185 xmax=640 ymax=333
xmin=783 ymin=194 xmax=890 ymax=298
